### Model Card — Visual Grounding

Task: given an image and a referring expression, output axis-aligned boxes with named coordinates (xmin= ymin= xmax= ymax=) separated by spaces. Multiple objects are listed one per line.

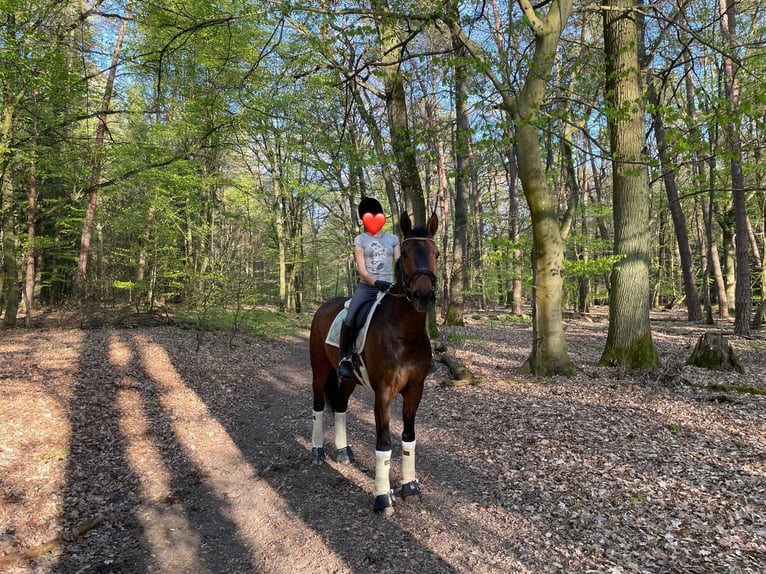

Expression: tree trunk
xmin=756 ymin=195 xmax=766 ymax=326
xmin=445 ymin=26 xmax=469 ymax=326
xmin=373 ymin=1 xmax=426 ymax=225
xmin=500 ymin=114 xmax=523 ymax=314
xmin=647 ymin=78 xmax=702 ymax=321
xmin=24 ymin=157 xmax=38 ymax=326
xmin=686 ymin=332 xmax=743 ymax=373
xmin=436 ymin=130 xmax=451 ymax=315
xmin=469 ymin=137 xmax=485 ymax=309
xmin=510 ymin=0 xmax=575 ymax=375
xmin=720 ymin=212 xmax=736 ymax=312
xmin=599 ymin=0 xmax=660 ymax=369
xmin=1 ymin=176 xmax=20 ymax=327
xmin=0 ymin=89 xmax=24 ymax=326
xmin=352 ymin=88 xmax=400 ymax=231
xmin=577 ymin=187 xmax=590 ymax=314
xmin=718 ymin=0 xmax=751 ymax=336
xmin=73 ymin=7 xmax=131 ymax=298
xmin=681 ymin=34 xmax=717 ymax=324
xmin=705 ymin=191 xmax=729 ymax=318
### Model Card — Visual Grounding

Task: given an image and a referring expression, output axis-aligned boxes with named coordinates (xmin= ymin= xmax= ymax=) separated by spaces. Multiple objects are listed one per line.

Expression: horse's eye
xmin=435 ymin=250 xmax=440 ymax=259
xmin=401 ymin=251 xmax=409 ymax=258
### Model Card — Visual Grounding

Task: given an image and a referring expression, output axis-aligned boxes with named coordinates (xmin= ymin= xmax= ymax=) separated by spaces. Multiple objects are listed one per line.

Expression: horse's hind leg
xmin=312 ymin=358 xmax=355 ymax=464
xmin=399 ymin=381 xmax=424 ymax=500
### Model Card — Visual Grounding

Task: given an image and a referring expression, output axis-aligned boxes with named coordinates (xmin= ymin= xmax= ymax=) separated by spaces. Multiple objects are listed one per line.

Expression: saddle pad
xmin=325 ymin=290 xmax=386 ymax=353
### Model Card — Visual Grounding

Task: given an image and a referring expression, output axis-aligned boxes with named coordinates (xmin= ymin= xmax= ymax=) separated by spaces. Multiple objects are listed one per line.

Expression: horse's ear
xmin=427 ymin=212 xmax=438 ymax=236
xmin=400 ymin=212 xmax=412 ymax=236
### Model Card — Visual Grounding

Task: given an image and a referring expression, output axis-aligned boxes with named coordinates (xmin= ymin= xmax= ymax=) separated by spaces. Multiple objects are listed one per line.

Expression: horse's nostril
xmin=414 ymin=290 xmax=436 ymax=308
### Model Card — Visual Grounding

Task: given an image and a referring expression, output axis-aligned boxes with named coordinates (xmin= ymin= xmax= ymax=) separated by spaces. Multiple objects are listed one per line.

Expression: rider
xmin=337 ymin=197 xmax=400 ymax=381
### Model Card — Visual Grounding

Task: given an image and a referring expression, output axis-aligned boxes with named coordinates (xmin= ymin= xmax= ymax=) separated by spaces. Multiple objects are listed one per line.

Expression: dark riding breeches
xmin=344 ymin=281 xmax=378 ymax=329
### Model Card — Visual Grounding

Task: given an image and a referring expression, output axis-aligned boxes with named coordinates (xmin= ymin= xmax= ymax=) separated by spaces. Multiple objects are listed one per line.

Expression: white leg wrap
xmin=374 ymin=450 xmax=392 ymax=496
xmin=334 ymin=411 xmax=348 ymax=449
xmin=401 ymin=440 xmax=416 ymax=484
xmin=311 ymin=410 xmax=324 ymax=448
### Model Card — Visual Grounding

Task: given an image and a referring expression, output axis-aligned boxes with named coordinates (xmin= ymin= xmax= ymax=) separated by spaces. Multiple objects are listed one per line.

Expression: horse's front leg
xmin=373 ymin=394 xmax=395 ymax=514
xmin=400 ymin=380 xmax=423 ymax=500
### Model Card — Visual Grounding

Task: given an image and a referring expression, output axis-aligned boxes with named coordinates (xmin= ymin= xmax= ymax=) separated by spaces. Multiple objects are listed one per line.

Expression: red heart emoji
xmin=362 ymin=212 xmax=386 ymax=235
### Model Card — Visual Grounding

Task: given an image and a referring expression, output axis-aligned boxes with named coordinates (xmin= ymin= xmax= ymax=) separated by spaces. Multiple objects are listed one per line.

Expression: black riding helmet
xmin=358 ymin=197 xmax=383 ymax=219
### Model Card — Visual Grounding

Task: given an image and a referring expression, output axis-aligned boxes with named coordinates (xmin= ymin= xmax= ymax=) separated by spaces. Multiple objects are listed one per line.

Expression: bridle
xmin=396 ymin=237 xmax=437 ymax=302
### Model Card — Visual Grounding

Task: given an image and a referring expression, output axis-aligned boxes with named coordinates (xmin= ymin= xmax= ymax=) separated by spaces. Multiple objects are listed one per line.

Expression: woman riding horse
xmin=337 ymin=197 xmax=401 ymax=382
xmin=309 ymin=211 xmax=439 ymax=513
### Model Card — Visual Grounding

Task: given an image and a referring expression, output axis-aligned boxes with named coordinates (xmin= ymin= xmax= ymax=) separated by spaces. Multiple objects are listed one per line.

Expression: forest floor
xmin=1 ymin=307 xmax=765 ymax=573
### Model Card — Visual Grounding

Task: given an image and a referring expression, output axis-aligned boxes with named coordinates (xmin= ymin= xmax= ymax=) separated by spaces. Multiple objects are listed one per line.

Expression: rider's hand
xmin=374 ymin=280 xmax=392 ymax=292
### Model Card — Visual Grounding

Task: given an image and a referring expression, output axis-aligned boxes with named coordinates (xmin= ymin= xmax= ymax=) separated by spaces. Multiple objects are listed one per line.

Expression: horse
xmin=309 ymin=211 xmax=439 ymax=513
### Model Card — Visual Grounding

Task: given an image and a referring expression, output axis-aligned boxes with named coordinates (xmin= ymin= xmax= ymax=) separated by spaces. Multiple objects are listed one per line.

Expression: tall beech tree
xmin=371 ymin=0 xmax=427 ymax=226
xmin=599 ymin=0 xmax=660 ymax=369
xmin=449 ymin=0 xmax=577 ymax=375
xmin=444 ymin=2 xmax=470 ymax=326
xmin=718 ymin=0 xmax=751 ymax=336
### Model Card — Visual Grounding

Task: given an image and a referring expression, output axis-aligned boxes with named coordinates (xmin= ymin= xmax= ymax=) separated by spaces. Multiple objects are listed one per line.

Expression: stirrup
xmin=337 ymin=356 xmax=354 ymax=380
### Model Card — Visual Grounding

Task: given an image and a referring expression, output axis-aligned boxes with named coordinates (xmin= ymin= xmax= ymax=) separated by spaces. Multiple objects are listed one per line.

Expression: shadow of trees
xmin=48 ymin=326 xmax=764 ymax=573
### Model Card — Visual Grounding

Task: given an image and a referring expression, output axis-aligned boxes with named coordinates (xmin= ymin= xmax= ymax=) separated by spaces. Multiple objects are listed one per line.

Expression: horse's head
xmin=398 ymin=212 xmax=439 ymax=312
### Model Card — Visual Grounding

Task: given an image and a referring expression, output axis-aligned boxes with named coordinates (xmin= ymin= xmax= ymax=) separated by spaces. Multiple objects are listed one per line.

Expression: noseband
xmin=397 ymin=237 xmax=437 ymax=302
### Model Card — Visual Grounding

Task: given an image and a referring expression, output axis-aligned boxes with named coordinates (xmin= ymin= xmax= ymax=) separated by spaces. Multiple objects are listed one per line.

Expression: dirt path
xmin=1 ymin=317 xmax=765 ymax=573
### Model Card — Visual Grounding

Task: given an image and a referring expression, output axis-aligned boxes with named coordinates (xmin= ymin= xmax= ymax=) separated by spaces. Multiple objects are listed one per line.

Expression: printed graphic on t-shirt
xmin=367 ymin=240 xmax=390 ymax=275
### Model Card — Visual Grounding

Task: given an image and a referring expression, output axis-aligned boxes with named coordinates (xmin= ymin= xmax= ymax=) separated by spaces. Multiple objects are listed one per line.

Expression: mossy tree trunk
xmin=446 ymin=0 xmax=576 ymax=375
xmin=599 ymin=0 xmax=660 ymax=370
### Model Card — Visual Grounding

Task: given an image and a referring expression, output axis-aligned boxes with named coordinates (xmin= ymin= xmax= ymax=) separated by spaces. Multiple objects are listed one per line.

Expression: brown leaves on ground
xmin=0 ymin=309 xmax=764 ymax=573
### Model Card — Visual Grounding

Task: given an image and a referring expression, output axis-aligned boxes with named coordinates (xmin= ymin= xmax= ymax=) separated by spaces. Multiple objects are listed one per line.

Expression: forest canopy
xmin=0 ymin=0 xmax=764 ymax=364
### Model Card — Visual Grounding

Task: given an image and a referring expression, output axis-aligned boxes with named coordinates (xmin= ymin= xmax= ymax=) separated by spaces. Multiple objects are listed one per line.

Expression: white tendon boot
xmin=310 ymin=410 xmax=325 ymax=463
xmin=334 ymin=411 xmax=354 ymax=463
xmin=373 ymin=450 xmax=394 ymax=513
xmin=400 ymin=440 xmax=421 ymax=498
xmin=334 ymin=411 xmax=347 ymax=449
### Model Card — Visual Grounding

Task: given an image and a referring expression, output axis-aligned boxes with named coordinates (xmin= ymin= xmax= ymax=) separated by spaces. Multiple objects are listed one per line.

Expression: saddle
xmin=325 ymin=291 xmax=386 ymax=390
xmin=325 ymin=290 xmax=386 ymax=353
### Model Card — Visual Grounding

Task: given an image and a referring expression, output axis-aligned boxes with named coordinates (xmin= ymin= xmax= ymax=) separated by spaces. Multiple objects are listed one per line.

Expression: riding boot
xmin=337 ymin=322 xmax=355 ymax=381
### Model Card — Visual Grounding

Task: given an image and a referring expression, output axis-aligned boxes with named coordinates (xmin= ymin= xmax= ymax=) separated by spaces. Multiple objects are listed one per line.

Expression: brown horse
xmin=309 ymin=212 xmax=439 ymax=513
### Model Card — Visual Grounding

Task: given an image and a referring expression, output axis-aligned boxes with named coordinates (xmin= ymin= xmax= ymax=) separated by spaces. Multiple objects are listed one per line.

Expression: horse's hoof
xmin=373 ymin=491 xmax=395 ymax=514
xmin=335 ymin=446 xmax=355 ymax=464
xmin=310 ymin=447 xmax=325 ymax=464
xmin=400 ymin=479 xmax=421 ymax=500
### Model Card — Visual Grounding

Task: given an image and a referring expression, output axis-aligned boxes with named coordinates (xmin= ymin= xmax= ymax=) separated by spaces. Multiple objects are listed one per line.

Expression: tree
xmin=444 ymin=3 xmax=469 ymax=326
xmin=371 ymin=0 xmax=427 ymax=225
xmin=450 ymin=0 xmax=577 ymax=374
xmin=718 ymin=0 xmax=751 ymax=336
xmin=73 ymin=5 xmax=132 ymax=299
xmin=647 ymin=74 xmax=702 ymax=321
xmin=599 ymin=0 xmax=660 ymax=369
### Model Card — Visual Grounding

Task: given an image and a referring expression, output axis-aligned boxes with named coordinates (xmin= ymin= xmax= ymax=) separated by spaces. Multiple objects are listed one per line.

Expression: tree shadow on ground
xmin=54 ymin=330 xmax=257 ymax=573
xmin=48 ymin=326 xmax=764 ymax=573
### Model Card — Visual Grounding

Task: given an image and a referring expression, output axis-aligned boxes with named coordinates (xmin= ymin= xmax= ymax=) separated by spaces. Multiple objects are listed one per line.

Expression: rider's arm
xmin=354 ymin=244 xmax=375 ymax=285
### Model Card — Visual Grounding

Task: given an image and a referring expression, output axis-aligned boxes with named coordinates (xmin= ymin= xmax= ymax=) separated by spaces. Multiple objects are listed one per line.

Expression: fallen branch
xmin=434 ymin=342 xmax=475 ymax=386
xmin=0 ymin=515 xmax=103 ymax=567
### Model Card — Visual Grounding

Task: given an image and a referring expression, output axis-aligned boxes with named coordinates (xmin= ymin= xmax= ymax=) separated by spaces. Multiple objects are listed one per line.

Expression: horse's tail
xmin=323 ymin=369 xmax=345 ymax=413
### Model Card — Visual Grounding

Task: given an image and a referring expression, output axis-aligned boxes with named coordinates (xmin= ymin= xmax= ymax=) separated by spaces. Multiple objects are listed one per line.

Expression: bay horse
xmin=309 ymin=212 xmax=439 ymax=513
